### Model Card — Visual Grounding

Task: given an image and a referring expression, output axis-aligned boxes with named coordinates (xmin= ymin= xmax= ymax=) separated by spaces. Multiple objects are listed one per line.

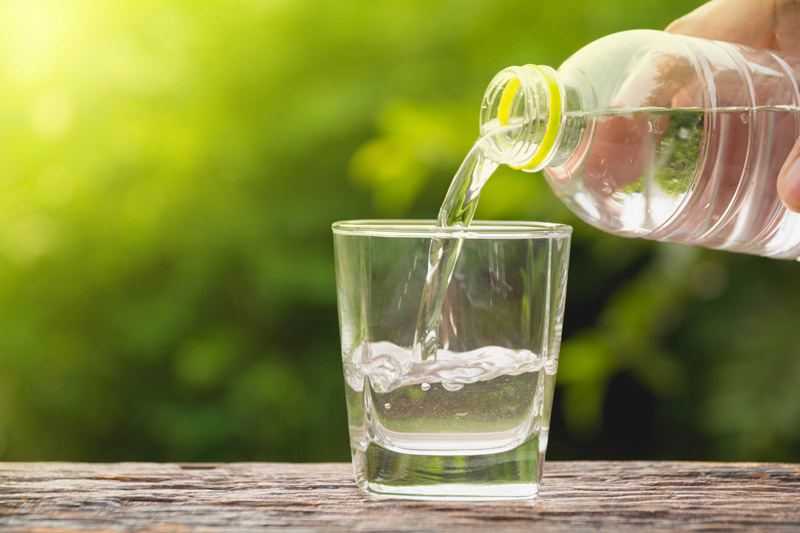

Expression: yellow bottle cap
xmin=496 ymin=65 xmax=562 ymax=171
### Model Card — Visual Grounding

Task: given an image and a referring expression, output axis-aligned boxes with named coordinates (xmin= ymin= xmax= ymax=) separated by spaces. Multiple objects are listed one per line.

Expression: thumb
xmin=778 ymin=139 xmax=800 ymax=212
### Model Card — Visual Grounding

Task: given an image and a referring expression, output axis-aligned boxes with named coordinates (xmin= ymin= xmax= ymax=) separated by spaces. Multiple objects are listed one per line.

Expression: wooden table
xmin=1 ymin=462 xmax=799 ymax=531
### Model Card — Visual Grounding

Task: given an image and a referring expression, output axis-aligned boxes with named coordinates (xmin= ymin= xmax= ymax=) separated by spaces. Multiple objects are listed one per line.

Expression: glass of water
xmin=332 ymin=220 xmax=571 ymax=500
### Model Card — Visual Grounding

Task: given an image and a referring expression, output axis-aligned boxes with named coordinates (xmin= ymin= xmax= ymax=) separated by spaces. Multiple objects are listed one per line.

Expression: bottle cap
xmin=497 ymin=65 xmax=563 ymax=171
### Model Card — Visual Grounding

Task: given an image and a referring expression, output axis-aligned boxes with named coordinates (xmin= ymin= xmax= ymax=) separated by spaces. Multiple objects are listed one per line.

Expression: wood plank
xmin=0 ymin=462 xmax=799 ymax=531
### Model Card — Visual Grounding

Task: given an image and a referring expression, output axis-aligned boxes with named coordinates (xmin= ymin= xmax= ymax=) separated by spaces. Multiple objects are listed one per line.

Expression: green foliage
xmin=622 ymin=109 xmax=702 ymax=196
xmin=655 ymin=109 xmax=703 ymax=195
xmin=1 ymin=0 xmax=799 ymax=463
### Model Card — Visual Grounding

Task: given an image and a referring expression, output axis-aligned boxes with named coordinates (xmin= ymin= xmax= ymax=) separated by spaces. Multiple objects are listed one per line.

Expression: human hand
xmin=667 ymin=0 xmax=800 ymax=211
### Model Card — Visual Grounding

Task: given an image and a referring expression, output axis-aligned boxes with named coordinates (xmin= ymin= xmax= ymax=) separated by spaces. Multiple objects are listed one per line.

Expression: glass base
xmin=352 ymin=432 xmax=544 ymax=501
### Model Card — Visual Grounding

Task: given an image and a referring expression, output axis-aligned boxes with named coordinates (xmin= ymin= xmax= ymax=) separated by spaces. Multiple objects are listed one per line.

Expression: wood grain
xmin=1 ymin=462 xmax=799 ymax=532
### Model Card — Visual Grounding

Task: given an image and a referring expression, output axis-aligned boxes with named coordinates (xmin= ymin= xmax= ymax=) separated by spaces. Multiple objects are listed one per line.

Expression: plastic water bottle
xmin=480 ymin=30 xmax=800 ymax=259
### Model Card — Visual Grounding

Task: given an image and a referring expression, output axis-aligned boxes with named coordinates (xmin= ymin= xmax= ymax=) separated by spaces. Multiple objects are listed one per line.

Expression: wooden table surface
xmin=1 ymin=462 xmax=799 ymax=531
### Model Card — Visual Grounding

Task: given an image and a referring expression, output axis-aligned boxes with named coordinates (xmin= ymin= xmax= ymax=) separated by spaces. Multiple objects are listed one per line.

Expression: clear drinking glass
xmin=333 ymin=220 xmax=571 ymax=500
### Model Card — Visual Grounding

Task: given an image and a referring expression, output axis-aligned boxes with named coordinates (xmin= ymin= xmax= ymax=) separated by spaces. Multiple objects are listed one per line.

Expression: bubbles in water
xmin=345 ymin=341 xmax=545 ymax=393
xmin=383 ymin=402 xmax=391 ymax=410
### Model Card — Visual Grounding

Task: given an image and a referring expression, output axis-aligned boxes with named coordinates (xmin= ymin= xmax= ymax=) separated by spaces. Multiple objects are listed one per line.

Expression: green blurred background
xmin=1 ymin=0 xmax=799 ymax=463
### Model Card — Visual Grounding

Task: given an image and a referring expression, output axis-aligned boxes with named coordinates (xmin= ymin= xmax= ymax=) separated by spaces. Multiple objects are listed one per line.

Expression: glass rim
xmin=331 ymin=219 xmax=572 ymax=239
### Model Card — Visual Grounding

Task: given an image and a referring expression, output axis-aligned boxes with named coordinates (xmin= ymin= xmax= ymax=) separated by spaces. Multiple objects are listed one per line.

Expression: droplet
xmin=383 ymin=402 xmax=391 ymax=410
xmin=678 ymin=127 xmax=690 ymax=140
xmin=420 ymin=383 xmax=431 ymax=392
xmin=442 ymin=381 xmax=464 ymax=392
xmin=740 ymin=113 xmax=749 ymax=124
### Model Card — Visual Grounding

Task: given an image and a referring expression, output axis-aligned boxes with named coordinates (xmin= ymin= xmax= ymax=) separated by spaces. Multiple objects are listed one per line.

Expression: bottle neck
xmin=480 ymin=65 xmax=576 ymax=173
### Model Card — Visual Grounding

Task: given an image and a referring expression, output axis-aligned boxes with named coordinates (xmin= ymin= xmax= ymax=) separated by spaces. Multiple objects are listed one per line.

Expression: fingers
xmin=668 ymin=1 xmax=800 ymax=57
xmin=666 ymin=0 xmax=775 ymax=48
xmin=774 ymin=0 xmax=800 ymax=52
xmin=669 ymin=1 xmax=800 ymax=215
xmin=583 ymin=114 xmax=653 ymax=194
xmin=778 ymin=139 xmax=800 ymax=212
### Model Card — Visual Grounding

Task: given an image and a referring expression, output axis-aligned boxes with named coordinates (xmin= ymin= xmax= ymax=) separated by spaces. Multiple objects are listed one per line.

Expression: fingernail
xmin=779 ymin=157 xmax=800 ymax=213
